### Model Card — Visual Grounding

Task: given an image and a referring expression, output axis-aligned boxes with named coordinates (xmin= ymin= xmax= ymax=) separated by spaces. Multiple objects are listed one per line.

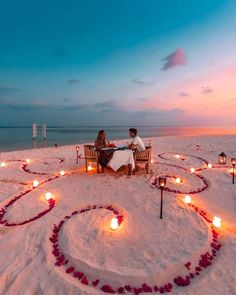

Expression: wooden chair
xmin=83 ymin=145 xmax=100 ymax=173
xmin=134 ymin=146 xmax=152 ymax=174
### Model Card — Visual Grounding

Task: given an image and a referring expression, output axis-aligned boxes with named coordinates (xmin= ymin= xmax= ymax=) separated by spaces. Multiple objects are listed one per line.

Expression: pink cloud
xmin=136 ymin=64 xmax=236 ymax=118
xmin=201 ymin=86 xmax=213 ymax=95
xmin=162 ymin=48 xmax=187 ymax=70
xmin=179 ymin=91 xmax=189 ymax=97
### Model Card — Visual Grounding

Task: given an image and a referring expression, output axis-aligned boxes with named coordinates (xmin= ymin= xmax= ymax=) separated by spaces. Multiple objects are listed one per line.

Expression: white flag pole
xmin=32 ymin=123 xmax=37 ymax=141
xmin=42 ymin=124 xmax=47 ymax=141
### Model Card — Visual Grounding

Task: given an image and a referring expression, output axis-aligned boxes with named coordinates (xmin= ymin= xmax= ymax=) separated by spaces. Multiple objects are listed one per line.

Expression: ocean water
xmin=0 ymin=126 xmax=236 ymax=152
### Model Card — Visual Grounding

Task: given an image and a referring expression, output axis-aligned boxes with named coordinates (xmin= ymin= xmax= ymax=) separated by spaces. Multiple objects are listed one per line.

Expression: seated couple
xmin=94 ymin=128 xmax=146 ymax=172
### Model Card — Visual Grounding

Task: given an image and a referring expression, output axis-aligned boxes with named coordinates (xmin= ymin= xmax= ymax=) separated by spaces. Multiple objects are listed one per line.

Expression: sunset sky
xmin=0 ymin=0 xmax=236 ymax=126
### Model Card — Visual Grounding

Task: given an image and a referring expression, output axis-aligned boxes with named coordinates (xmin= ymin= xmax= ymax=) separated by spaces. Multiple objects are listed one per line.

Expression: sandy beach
xmin=0 ymin=134 xmax=236 ymax=295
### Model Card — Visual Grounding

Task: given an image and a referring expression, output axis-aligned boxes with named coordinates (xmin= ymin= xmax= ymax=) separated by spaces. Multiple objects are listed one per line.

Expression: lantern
xmin=212 ymin=216 xmax=221 ymax=228
xmin=159 ymin=177 xmax=167 ymax=188
xmin=158 ymin=177 xmax=167 ymax=219
xmin=88 ymin=164 xmax=93 ymax=171
xmin=218 ymin=152 xmax=227 ymax=165
xmin=76 ymin=146 xmax=80 ymax=164
xmin=33 ymin=180 xmax=39 ymax=187
xmin=184 ymin=195 xmax=192 ymax=204
xmin=231 ymin=158 xmax=236 ymax=184
xmin=110 ymin=218 xmax=119 ymax=230
xmin=175 ymin=177 xmax=181 ymax=184
xmin=45 ymin=192 xmax=52 ymax=201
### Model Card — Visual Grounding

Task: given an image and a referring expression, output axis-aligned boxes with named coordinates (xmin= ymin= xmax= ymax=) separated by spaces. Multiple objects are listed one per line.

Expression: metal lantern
xmin=231 ymin=157 xmax=236 ymax=184
xmin=218 ymin=152 xmax=227 ymax=165
xmin=159 ymin=176 xmax=167 ymax=188
xmin=76 ymin=146 xmax=80 ymax=164
xmin=231 ymin=158 xmax=236 ymax=165
xmin=158 ymin=177 xmax=167 ymax=219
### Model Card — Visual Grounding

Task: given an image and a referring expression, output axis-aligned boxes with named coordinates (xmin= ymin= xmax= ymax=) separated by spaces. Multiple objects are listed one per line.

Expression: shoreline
xmin=1 ymin=133 xmax=236 ymax=155
xmin=1 ymin=126 xmax=236 ymax=153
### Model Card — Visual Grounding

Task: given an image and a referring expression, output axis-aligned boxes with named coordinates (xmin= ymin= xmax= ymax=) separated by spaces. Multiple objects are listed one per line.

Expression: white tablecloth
xmin=108 ymin=150 xmax=135 ymax=171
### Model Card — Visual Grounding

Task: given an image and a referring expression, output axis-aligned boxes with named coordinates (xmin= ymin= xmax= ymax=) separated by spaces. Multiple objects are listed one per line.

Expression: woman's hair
xmin=97 ymin=130 xmax=106 ymax=140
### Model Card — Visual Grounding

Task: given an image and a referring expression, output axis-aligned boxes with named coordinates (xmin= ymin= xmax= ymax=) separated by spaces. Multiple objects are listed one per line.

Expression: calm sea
xmin=0 ymin=126 xmax=236 ymax=152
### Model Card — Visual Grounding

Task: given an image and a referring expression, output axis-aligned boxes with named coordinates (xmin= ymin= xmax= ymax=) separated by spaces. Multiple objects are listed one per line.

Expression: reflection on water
xmin=0 ymin=126 xmax=236 ymax=152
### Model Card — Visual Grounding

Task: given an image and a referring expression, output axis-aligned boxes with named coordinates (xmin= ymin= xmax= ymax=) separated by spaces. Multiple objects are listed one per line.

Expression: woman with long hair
xmin=94 ymin=130 xmax=115 ymax=172
xmin=95 ymin=130 xmax=108 ymax=151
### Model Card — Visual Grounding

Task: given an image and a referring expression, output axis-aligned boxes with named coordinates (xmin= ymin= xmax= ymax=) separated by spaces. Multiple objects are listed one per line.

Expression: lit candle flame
xmin=33 ymin=180 xmax=39 ymax=187
xmin=26 ymin=159 xmax=30 ymax=163
xmin=175 ymin=177 xmax=181 ymax=184
xmin=184 ymin=195 xmax=192 ymax=204
xmin=190 ymin=168 xmax=195 ymax=173
xmin=0 ymin=162 xmax=7 ymax=167
xmin=212 ymin=216 xmax=221 ymax=228
xmin=110 ymin=218 xmax=119 ymax=230
xmin=88 ymin=165 xmax=93 ymax=171
xmin=60 ymin=170 xmax=65 ymax=176
xmin=208 ymin=163 xmax=212 ymax=168
xmin=45 ymin=192 xmax=52 ymax=201
xmin=175 ymin=154 xmax=180 ymax=159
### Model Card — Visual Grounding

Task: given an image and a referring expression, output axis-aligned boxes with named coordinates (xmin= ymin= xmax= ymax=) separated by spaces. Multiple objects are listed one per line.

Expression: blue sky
xmin=0 ymin=0 xmax=236 ymax=126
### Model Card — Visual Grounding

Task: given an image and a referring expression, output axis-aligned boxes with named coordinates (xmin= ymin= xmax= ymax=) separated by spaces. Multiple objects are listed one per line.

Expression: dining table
xmin=100 ymin=147 xmax=135 ymax=172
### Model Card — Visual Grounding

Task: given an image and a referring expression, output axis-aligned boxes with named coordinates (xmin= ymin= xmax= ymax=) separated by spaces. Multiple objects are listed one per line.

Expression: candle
xmin=184 ymin=195 xmax=192 ymax=204
xmin=60 ymin=170 xmax=65 ymax=176
xmin=190 ymin=168 xmax=195 ymax=173
xmin=88 ymin=165 xmax=93 ymax=171
xmin=26 ymin=159 xmax=30 ymax=163
xmin=208 ymin=163 xmax=212 ymax=168
xmin=33 ymin=180 xmax=39 ymax=187
xmin=175 ymin=177 xmax=181 ymax=184
xmin=0 ymin=162 xmax=7 ymax=167
xmin=45 ymin=192 xmax=52 ymax=200
xmin=212 ymin=216 xmax=221 ymax=228
xmin=151 ymin=159 xmax=154 ymax=164
xmin=110 ymin=218 xmax=119 ymax=230
xmin=175 ymin=154 xmax=180 ymax=159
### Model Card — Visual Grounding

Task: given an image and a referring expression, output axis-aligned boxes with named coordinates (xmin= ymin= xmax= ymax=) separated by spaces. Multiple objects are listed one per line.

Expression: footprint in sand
xmin=0 ymin=227 xmax=10 ymax=236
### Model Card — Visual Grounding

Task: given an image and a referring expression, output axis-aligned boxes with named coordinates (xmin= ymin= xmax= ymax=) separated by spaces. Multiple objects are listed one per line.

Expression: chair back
xmin=83 ymin=145 xmax=98 ymax=161
xmin=134 ymin=146 xmax=152 ymax=161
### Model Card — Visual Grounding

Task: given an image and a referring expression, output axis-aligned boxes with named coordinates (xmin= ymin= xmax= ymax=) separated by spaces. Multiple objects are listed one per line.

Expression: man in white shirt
xmin=128 ymin=128 xmax=146 ymax=152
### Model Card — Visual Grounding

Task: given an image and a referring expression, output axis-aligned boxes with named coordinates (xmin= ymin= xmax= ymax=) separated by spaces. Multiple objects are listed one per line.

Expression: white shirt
xmin=131 ymin=136 xmax=145 ymax=152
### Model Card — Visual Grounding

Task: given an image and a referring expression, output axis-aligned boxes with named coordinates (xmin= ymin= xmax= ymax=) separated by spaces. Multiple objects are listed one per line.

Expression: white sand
xmin=0 ymin=134 xmax=236 ymax=295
